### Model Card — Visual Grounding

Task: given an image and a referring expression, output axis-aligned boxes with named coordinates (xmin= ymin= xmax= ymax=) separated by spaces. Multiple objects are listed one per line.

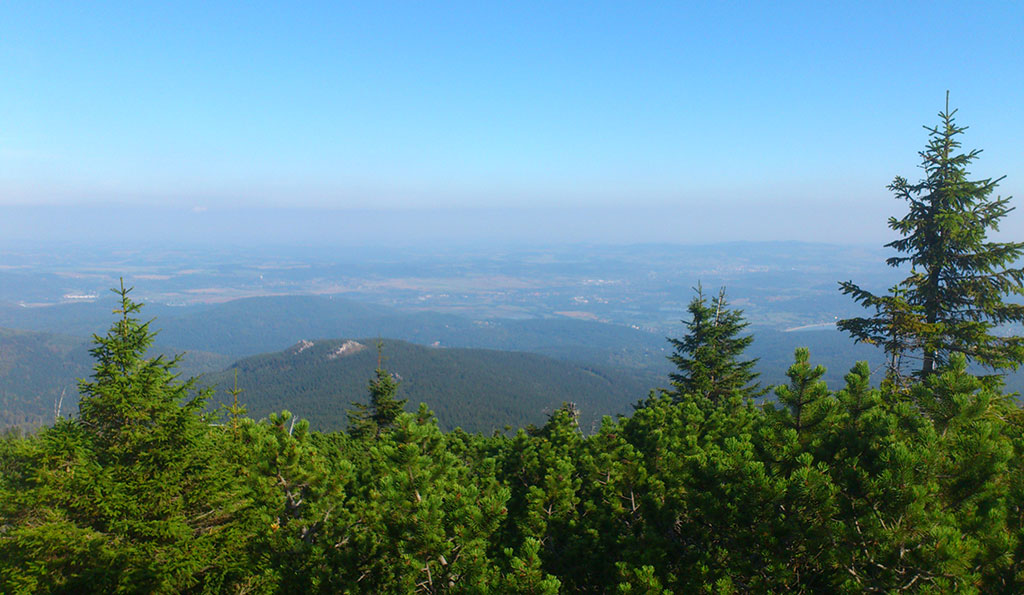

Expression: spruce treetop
xmin=348 ymin=342 xmax=408 ymax=438
xmin=668 ymin=284 xmax=763 ymax=404
xmin=77 ymin=279 xmax=208 ymax=456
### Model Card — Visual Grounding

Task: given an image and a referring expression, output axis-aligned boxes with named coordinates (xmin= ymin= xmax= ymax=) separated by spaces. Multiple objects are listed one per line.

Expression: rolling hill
xmin=199 ymin=338 xmax=663 ymax=433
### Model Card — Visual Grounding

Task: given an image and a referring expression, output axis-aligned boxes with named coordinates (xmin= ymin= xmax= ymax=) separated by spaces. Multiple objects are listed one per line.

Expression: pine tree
xmin=667 ymin=285 xmax=763 ymax=403
xmin=248 ymin=409 xmax=350 ymax=591
xmin=768 ymin=348 xmax=834 ymax=441
xmin=840 ymin=93 xmax=1024 ymax=377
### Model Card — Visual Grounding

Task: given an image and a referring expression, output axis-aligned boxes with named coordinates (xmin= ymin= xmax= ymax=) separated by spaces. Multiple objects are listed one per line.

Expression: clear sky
xmin=1 ymin=1 xmax=1022 ymax=245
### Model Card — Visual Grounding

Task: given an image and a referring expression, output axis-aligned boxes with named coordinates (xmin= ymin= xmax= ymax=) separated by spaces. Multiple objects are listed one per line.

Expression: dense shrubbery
xmin=3 ymin=286 xmax=1024 ymax=593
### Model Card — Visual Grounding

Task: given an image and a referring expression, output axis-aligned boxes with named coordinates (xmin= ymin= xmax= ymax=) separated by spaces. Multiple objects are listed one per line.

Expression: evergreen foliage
xmin=667 ymin=285 xmax=763 ymax=403
xmin=347 ymin=351 xmax=408 ymax=439
xmin=767 ymin=347 xmax=835 ymax=439
xmin=0 ymin=282 xmax=254 ymax=592
xmin=840 ymin=94 xmax=1024 ymax=378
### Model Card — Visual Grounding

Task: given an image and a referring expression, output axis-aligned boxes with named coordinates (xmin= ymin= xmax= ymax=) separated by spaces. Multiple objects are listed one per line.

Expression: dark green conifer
xmin=1 ymin=282 xmax=252 ymax=592
xmin=77 ymin=280 xmax=209 ymax=457
xmin=668 ymin=285 xmax=763 ymax=403
xmin=769 ymin=348 xmax=833 ymax=439
xmin=348 ymin=345 xmax=408 ymax=438
xmin=840 ymin=94 xmax=1024 ymax=377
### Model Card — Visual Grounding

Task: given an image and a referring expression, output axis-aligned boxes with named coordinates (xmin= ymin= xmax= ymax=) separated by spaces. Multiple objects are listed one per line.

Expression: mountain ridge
xmin=200 ymin=337 xmax=661 ymax=433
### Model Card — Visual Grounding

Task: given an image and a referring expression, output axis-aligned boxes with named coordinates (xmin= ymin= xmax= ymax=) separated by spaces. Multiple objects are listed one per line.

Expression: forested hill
xmin=0 ymin=327 xmax=92 ymax=429
xmin=155 ymin=295 xmax=672 ymax=372
xmin=5 ymin=315 xmax=1016 ymax=433
xmin=201 ymin=338 xmax=661 ymax=433
xmin=0 ymin=326 xmax=659 ymax=433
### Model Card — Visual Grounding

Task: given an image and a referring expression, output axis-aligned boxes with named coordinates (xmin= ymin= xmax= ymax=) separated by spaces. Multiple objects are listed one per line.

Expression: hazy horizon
xmin=1 ymin=202 xmax=914 ymax=248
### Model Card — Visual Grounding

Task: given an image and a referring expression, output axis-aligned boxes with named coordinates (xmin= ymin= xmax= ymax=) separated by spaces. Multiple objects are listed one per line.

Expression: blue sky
xmin=2 ymin=1 xmax=1022 ymax=244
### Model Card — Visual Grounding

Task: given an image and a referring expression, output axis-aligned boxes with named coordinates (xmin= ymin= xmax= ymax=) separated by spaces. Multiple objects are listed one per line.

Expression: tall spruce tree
xmin=840 ymin=94 xmax=1024 ymax=377
xmin=78 ymin=280 xmax=209 ymax=456
xmin=0 ymin=282 xmax=253 ymax=592
xmin=668 ymin=285 xmax=762 ymax=403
